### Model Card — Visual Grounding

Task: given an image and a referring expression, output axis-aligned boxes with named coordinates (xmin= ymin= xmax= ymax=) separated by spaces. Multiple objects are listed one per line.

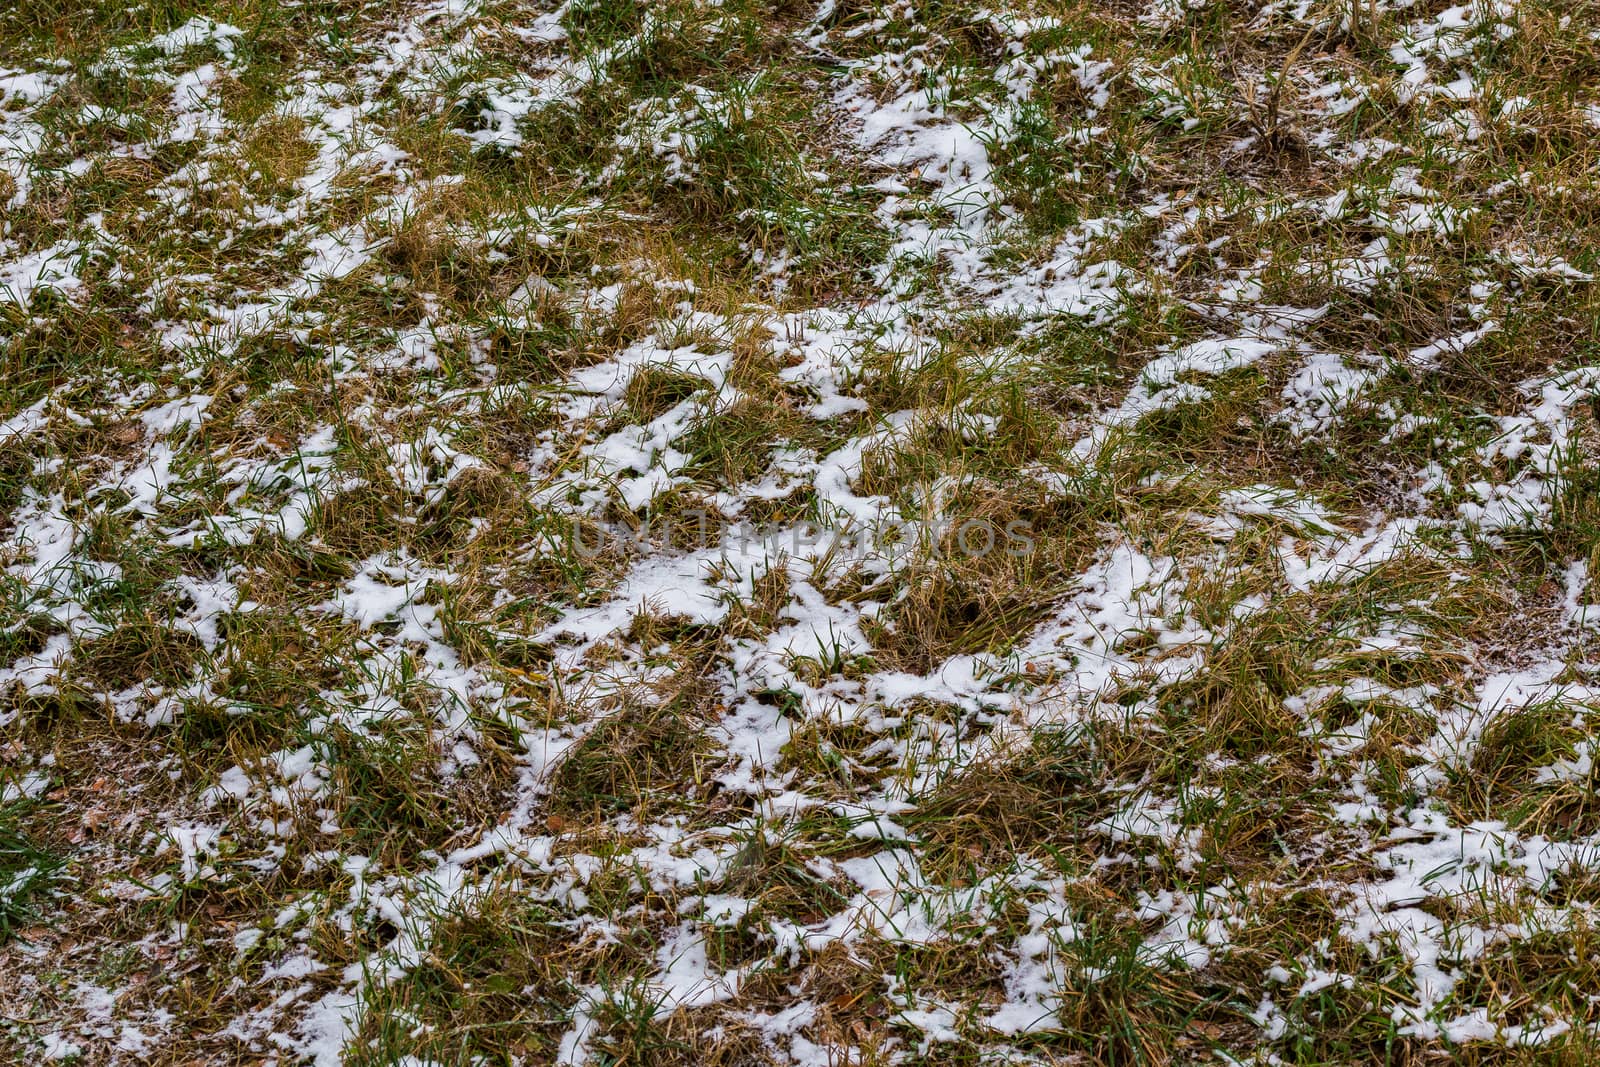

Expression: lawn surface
xmin=3 ymin=0 xmax=1600 ymax=1062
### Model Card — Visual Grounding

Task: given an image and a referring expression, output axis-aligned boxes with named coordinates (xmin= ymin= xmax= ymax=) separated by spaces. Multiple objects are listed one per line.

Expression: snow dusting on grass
xmin=2 ymin=0 xmax=1600 ymax=1062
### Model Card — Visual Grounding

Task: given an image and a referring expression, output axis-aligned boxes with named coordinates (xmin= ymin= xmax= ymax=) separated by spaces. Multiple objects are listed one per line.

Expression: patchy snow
xmin=4 ymin=0 xmax=1600 ymax=1061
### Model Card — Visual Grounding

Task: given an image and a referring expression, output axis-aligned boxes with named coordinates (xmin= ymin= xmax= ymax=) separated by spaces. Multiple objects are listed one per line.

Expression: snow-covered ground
xmin=3 ymin=0 xmax=1600 ymax=1062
